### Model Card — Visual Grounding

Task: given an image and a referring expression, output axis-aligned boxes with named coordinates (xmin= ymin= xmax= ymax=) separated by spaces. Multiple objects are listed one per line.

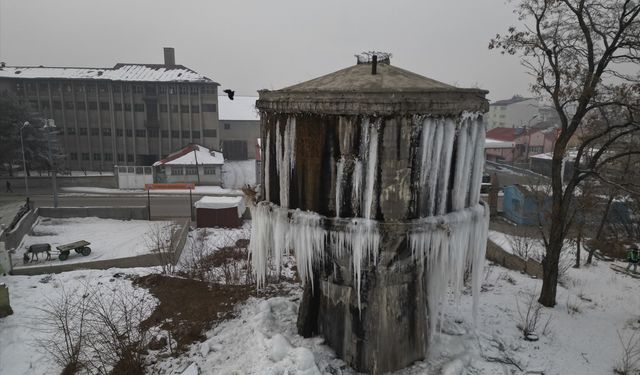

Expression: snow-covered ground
xmin=2 ymin=225 xmax=639 ymax=374
xmin=0 ymin=267 xmax=156 ymax=375
xmin=14 ymin=217 xmax=173 ymax=268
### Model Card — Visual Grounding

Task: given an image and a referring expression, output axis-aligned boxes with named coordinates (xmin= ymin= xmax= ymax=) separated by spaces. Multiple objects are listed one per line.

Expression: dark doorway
xmin=223 ymin=140 xmax=248 ymax=160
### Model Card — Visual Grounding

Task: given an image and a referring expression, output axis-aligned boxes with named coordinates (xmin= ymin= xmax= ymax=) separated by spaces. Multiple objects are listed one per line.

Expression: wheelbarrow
xmin=56 ymin=240 xmax=92 ymax=261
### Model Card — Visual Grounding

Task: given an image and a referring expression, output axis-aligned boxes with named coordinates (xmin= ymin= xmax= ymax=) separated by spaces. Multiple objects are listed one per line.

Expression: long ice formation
xmin=251 ymin=113 xmax=488 ymax=333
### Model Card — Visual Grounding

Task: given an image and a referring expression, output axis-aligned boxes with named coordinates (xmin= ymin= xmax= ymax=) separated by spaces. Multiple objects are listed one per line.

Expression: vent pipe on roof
xmin=164 ymin=47 xmax=175 ymax=66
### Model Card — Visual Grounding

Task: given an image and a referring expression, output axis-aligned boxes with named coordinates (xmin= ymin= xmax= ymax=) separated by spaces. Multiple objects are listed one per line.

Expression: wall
xmin=1 ymin=175 xmax=116 ymax=189
xmin=161 ymin=164 xmax=223 ymax=186
xmin=219 ymin=119 xmax=260 ymax=159
xmin=2 ymin=209 xmax=39 ymax=251
xmin=485 ymin=238 xmax=543 ymax=278
xmin=39 ymin=206 xmax=149 ymax=220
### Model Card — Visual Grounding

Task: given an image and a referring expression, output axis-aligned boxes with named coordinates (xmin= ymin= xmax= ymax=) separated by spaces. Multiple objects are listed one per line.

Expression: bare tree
xmin=491 ymin=0 xmax=640 ymax=306
xmin=146 ymin=223 xmax=181 ymax=275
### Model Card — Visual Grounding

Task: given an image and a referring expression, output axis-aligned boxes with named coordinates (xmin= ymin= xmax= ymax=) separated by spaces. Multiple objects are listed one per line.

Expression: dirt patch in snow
xmin=134 ymin=274 xmax=291 ymax=354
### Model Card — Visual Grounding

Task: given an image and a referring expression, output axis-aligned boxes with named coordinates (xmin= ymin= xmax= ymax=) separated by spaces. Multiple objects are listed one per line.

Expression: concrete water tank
xmin=250 ymin=54 xmax=490 ymax=374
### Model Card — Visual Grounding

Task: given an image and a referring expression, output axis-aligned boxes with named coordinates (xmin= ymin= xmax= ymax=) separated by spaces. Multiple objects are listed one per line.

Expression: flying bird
xmin=223 ymin=89 xmax=235 ymax=100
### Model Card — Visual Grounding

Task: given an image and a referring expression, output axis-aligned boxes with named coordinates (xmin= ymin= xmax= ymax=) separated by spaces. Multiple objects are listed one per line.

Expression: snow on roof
xmin=0 ymin=64 xmax=217 ymax=84
xmin=485 ymin=137 xmax=514 ymax=149
xmin=194 ymin=196 xmax=245 ymax=218
xmin=530 ymin=150 xmax=580 ymax=160
xmin=218 ymin=96 xmax=259 ymax=121
xmin=153 ymin=144 xmax=224 ymax=166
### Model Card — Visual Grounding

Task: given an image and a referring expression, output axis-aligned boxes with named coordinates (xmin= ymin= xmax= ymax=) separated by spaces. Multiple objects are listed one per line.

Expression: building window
xmin=159 ymin=86 xmax=167 ymax=94
xmin=114 ymin=102 xmax=122 ymax=111
xmin=159 ymin=104 xmax=168 ymax=112
xmin=182 ymin=130 xmax=190 ymax=139
xmin=104 ymin=153 xmax=113 ymax=161
xmin=102 ymin=128 xmax=111 ymax=136
xmin=192 ymin=130 xmax=200 ymax=139
xmin=29 ymin=100 xmax=38 ymax=109
xmin=202 ymin=85 xmax=216 ymax=94
xmin=117 ymin=153 xmax=124 ymax=162
xmin=148 ymin=129 xmax=159 ymax=138
xmin=93 ymin=153 xmax=101 ymax=161
xmin=41 ymin=100 xmax=50 ymax=110
xmin=204 ymin=166 xmax=216 ymax=175
xmin=38 ymin=82 xmax=48 ymax=91
xmin=79 ymin=127 xmax=87 ymax=136
xmin=179 ymin=86 xmax=189 ymax=95
xmin=190 ymin=86 xmax=199 ymax=95
xmin=124 ymin=103 xmax=132 ymax=111
xmin=67 ymin=127 xmax=76 ymax=135
xmin=202 ymin=104 xmax=216 ymax=112
xmin=53 ymin=101 xmax=62 ymax=110
xmin=81 ymin=153 xmax=90 ymax=161
xmin=50 ymin=83 xmax=60 ymax=91
xmin=135 ymin=129 xmax=146 ymax=137
xmin=126 ymin=129 xmax=133 ymax=137
xmin=224 ymin=123 xmax=230 ymax=130
xmin=58 ymin=128 xmax=65 ymax=135
xmin=171 ymin=166 xmax=183 ymax=175
xmin=76 ymin=101 xmax=86 ymax=110
xmin=98 ymin=84 xmax=107 ymax=93
xmin=185 ymin=165 xmax=198 ymax=175
xmin=86 ymin=85 xmax=94 ymax=93
xmin=70 ymin=153 xmax=78 ymax=161
xmin=203 ymin=129 xmax=217 ymax=137
xmin=134 ymin=103 xmax=145 ymax=112
xmin=171 ymin=104 xmax=179 ymax=113
xmin=191 ymin=105 xmax=200 ymax=113
xmin=90 ymin=128 xmax=99 ymax=136
xmin=116 ymin=128 xmax=123 ymax=137
xmin=64 ymin=84 xmax=72 ymax=93
xmin=127 ymin=154 xmax=134 ymax=162
xmin=64 ymin=101 xmax=74 ymax=110
xmin=113 ymin=85 xmax=121 ymax=93
xmin=100 ymin=102 xmax=110 ymax=111
xmin=161 ymin=130 xmax=168 ymax=138
xmin=88 ymin=101 xmax=97 ymax=110
xmin=180 ymin=105 xmax=189 ymax=113
xmin=171 ymin=130 xmax=180 ymax=138
xmin=133 ymin=85 xmax=143 ymax=94
xmin=145 ymin=85 xmax=156 ymax=95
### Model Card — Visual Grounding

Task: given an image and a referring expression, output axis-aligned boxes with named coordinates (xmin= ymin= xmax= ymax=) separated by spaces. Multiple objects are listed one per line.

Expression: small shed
xmin=194 ymin=196 xmax=245 ymax=228
xmin=503 ymin=184 xmax=551 ymax=225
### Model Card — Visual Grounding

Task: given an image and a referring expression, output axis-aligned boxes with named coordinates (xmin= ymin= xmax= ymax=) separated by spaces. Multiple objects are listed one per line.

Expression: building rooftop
xmin=218 ymin=95 xmax=259 ymax=121
xmin=485 ymin=138 xmax=515 ymax=149
xmin=0 ymin=64 xmax=218 ymax=84
xmin=280 ymin=62 xmax=459 ymax=93
xmin=486 ymin=126 xmax=542 ymax=141
xmin=490 ymin=95 xmax=536 ymax=107
xmin=153 ymin=144 xmax=224 ymax=166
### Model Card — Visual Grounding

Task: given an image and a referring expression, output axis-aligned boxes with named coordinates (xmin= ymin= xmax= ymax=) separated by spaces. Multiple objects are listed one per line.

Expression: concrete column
xmin=166 ymin=88 xmax=173 ymax=152
xmin=120 ymin=88 xmax=128 ymax=166
xmin=130 ymin=88 xmax=137 ymax=165
xmin=96 ymin=82 xmax=104 ymax=171
xmin=108 ymin=84 xmax=117 ymax=169
xmin=177 ymin=87 xmax=184 ymax=146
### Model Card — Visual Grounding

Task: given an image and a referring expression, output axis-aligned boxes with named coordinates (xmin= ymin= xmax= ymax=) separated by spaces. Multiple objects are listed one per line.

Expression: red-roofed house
xmin=485 ymin=127 xmax=557 ymax=163
xmin=153 ymin=144 xmax=224 ymax=185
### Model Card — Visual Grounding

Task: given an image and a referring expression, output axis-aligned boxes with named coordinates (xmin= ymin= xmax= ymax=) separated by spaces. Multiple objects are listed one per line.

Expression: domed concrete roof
xmin=257 ymin=61 xmax=488 ymax=116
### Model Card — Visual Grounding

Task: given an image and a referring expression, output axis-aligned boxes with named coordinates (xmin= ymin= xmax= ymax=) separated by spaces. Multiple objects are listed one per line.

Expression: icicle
xmin=275 ymin=117 xmax=297 ymax=208
xmin=363 ymin=119 xmax=379 ymax=219
xmin=351 ymin=158 xmax=363 ymax=216
xmin=462 ymin=118 xmax=478 ymax=207
xmin=418 ymin=117 xmax=436 ymax=216
xmin=264 ymin=130 xmax=270 ymax=201
xmin=435 ymin=118 xmax=456 ymax=215
xmin=335 ymin=157 xmax=345 ymax=217
xmin=427 ymin=120 xmax=444 ymax=216
xmin=290 ymin=209 xmax=327 ymax=290
xmin=338 ymin=116 xmax=354 ymax=155
xmin=248 ymin=202 xmax=273 ymax=289
xmin=451 ymin=119 xmax=469 ymax=211
xmin=468 ymin=118 xmax=486 ymax=205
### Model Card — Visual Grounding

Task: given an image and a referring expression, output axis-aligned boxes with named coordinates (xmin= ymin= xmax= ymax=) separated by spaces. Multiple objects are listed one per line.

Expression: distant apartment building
xmin=0 ymin=48 xmax=220 ymax=170
xmin=218 ymin=95 xmax=260 ymax=160
xmin=485 ymin=95 xmax=540 ymax=130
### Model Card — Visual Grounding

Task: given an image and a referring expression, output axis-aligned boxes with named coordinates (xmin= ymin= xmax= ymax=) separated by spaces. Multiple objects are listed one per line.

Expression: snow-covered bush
xmin=146 ymin=223 xmax=182 ymax=275
xmin=615 ymin=330 xmax=640 ymax=374
xmin=515 ymin=289 xmax=551 ymax=341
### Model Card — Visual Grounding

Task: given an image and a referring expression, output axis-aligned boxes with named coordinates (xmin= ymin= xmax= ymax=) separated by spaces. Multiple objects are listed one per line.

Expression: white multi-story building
xmin=485 ymin=96 xmax=540 ymax=130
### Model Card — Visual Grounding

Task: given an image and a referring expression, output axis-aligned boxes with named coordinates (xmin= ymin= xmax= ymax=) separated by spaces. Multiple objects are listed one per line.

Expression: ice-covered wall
xmin=252 ymin=113 xmax=488 ymax=334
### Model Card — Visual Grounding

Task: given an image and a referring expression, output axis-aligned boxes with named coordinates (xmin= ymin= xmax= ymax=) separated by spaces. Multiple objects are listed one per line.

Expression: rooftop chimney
xmin=164 ymin=47 xmax=175 ymax=66
xmin=372 ymin=55 xmax=378 ymax=75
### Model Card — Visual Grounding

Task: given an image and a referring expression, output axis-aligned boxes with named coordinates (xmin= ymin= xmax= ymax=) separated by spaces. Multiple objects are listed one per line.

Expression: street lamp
xmin=19 ymin=121 xmax=30 ymax=198
xmin=43 ymin=119 xmax=59 ymax=208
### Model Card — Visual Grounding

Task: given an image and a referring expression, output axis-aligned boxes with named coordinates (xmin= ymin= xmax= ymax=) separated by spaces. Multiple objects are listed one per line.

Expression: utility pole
xmin=19 ymin=122 xmax=30 ymax=198
xmin=44 ymin=119 xmax=58 ymax=208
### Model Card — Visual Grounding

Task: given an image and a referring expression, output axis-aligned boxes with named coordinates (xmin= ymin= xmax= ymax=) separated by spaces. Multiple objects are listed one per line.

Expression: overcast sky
xmin=0 ymin=0 xmax=528 ymax=101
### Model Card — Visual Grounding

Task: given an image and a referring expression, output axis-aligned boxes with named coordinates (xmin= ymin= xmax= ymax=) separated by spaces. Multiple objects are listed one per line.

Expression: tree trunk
xmin=587 ymin=191 xmax=615 ymax=265
xmin=574 ymin=225 xmax=582 ymax=268
xmin=539 ymin=229 xmax=563 ymax=307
